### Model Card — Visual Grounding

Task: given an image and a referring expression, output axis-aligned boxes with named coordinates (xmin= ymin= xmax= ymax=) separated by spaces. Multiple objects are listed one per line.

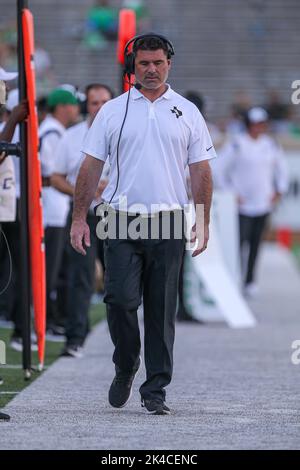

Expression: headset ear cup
xmin=125 ymin=52 xmax=135 ymax=76
xmin=129 ymin=53 xmax=135 ymax=75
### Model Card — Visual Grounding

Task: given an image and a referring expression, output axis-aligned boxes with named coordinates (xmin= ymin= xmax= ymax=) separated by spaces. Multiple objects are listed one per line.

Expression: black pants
xmin=45 ymin=226 xmax=66 ymax=327
xmin=0 ymin=214 xmax=22 ymax=336
xmin=103 ymin=211 xmax=185 ymax=402
xmin=239 ymin=213 xmax=269 ymax=285
xmin=65 ymin=212 xmax=98 ymax=347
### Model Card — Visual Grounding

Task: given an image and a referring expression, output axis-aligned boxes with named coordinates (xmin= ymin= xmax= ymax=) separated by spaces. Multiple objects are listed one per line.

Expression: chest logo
xmin=171 ymin=106 xmax=183 ymax=119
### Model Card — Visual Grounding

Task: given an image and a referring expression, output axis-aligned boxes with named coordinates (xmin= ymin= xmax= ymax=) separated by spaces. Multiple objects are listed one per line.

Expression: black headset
xmin=123 ymin=33 xmax=175 ymax=78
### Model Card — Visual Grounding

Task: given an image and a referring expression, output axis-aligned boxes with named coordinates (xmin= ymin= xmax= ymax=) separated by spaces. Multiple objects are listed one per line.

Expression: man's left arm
xmin=189 ymin=160 xmax=213 ymax=257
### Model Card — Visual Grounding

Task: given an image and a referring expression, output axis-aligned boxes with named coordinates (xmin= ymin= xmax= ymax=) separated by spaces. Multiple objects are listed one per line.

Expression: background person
xmin=51 ymin=83 xmax=113 ymax=357
xmin=215 ymin=107 xmax=289 ymax=297
xmin=0 ymin=71 xmax=30 ymax=351
xmin=39 ymin=88 xmax=79 ymax=336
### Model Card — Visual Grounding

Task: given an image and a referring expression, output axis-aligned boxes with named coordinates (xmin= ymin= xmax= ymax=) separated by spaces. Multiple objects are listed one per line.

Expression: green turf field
xmin=292 ymin=243 xmax=300 ymax=268
xmin=0 ymin=302 xmax=106 ymax=408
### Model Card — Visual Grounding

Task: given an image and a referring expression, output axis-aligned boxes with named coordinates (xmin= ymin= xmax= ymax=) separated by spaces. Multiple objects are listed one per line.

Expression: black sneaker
xmin=141 ymin=398 xmax=171 ymax=415
xmin=0 ymin=411 xmax=10 ymax=421
xmin=46 ymin=324 xmax=65 ymax=342
xmin=108 ymin=356 xmax=141 ymax=408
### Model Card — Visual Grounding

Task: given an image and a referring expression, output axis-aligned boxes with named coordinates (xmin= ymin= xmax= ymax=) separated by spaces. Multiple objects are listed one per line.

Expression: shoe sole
xmin=0 ymin=413 xmax=10 ymax=421
xmin=10 ymin=342 xmax=38 ymax=353
xmin=109 ymin=356 xmax=142 ymax=409
xmin=146 ymin=409 xmax=171 ymax=415
xmin=141 ymin=400 xmax=171 ymax=415
xmin=61 ymin=350 xmax=83 ymax=359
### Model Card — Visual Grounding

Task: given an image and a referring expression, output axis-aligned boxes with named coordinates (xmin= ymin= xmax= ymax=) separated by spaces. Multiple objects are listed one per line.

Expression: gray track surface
xmin=1 ymin=244 xmax=300 ymax=450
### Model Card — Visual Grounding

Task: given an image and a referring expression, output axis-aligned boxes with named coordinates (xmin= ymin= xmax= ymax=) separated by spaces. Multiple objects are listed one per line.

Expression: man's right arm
xmin=0 ymin=100 xmax=28 ymax=143
xmin=71 ymin=155 xmax=104 ymax=255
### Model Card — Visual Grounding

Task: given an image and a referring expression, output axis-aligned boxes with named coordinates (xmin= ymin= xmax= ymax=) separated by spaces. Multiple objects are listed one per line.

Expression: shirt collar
xmin=131 ymin=84 xmax=172 ymax=101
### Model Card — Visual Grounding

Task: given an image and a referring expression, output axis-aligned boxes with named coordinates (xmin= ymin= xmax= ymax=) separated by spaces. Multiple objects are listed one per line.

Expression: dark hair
xmin=133 ymin=36 xmax=170 ymax=58
xmin=85 ymin=83 xmax=114 ymax=100
xmin=243 ymin=110 xmax=252 ymax=129
xmin=37 ymin=96 xmax=48 ymax=113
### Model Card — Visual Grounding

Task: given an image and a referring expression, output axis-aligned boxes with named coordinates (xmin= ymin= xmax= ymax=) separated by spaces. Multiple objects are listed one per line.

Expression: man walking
xmin=216 ymin=107 xmax=288 ymax=296
xmin=71 ymin=34 xmax=216 ymax=414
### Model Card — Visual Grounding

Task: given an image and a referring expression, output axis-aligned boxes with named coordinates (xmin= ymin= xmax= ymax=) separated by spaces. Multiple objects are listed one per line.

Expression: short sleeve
xmin=81 ymin=107 xmax=108 ymax=162
xmin=188 ymin=110 xmax=218 ymax=165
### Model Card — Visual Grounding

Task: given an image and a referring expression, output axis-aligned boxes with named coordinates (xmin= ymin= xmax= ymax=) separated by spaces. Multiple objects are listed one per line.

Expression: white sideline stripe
xmin=0 ymin=391 xmax=19 ymax=395
xmin=0 ymin=365 xmax=48 ymax=370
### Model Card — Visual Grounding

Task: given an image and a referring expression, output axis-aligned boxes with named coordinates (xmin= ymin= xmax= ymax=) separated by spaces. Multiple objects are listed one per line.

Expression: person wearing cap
xmin=39 ymin=88 xmax=79 ymax=337
xmin=0 ymin=75 xmax=28 ymax=419
xmin=50 ymin=83 xmax=113 ymax=357
xmin=215 ymin=106 xmax=289 ymax=297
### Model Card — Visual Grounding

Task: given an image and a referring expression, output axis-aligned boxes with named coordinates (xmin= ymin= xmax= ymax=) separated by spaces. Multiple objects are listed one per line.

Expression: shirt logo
xmin=206 ymin=146 xmax=213 ymax=152
xmin=171 ymin=106 xmax=183 ymax=119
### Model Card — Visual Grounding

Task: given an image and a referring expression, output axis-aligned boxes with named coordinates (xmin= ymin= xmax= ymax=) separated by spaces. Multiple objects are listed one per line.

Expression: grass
xmin=292 ymin=243 xmax=300 ymax=269
xmin=0 ymin=302 xmax=106 ymax=408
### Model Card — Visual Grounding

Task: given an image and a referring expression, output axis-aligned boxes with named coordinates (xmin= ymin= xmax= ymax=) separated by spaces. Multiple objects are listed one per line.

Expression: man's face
xmin=134 ymin=49 xmax=171 ymax=90
xmin=87 ymin=87 xmax=112 ymax=122
xmin=249 ymin=121 xmax=268 ymax=137
xmin=63 ymin=103 xmax=80 ymax=126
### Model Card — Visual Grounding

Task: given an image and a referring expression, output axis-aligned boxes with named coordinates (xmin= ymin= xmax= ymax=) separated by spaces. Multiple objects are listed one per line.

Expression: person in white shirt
xmin=39 ymin=88 xmax=79 ymax=334
xmin=51 ymin=83 xmax=113 ymax=357
xmin=215 ymin=107 xmax=289 ymax=296
xmin=0 ymin=73 xmax=33 ymax=353
xmin=71 ymin=34 xmax=216 ymax=415
xmin=0 ymin=76 xmax=27 ymax=419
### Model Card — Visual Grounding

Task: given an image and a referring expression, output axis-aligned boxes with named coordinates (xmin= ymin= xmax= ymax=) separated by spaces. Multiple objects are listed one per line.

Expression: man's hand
xmin=271 ymin=192 xmax=281 ymax=206
xmin=70 ymin=219 xmax=91 ymax=256
xmin=10 ymin=100 xmax=29 ymax=124
xmin=0 ymin=152 xmax=6 ymax=165
xmin=189 ymin=160 xmax=213 ymax=257
xmin=190 ymin=223 xmax=209 ymax=257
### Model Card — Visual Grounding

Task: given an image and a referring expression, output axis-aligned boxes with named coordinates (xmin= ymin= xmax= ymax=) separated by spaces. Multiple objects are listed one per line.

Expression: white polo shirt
xmin=39 ymin=115 xmax=70 ymax=228
xmin=215 ymin=132 xmax=289 ymax=216
xmin=82 ymin=84 xmax=217 ymax=214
